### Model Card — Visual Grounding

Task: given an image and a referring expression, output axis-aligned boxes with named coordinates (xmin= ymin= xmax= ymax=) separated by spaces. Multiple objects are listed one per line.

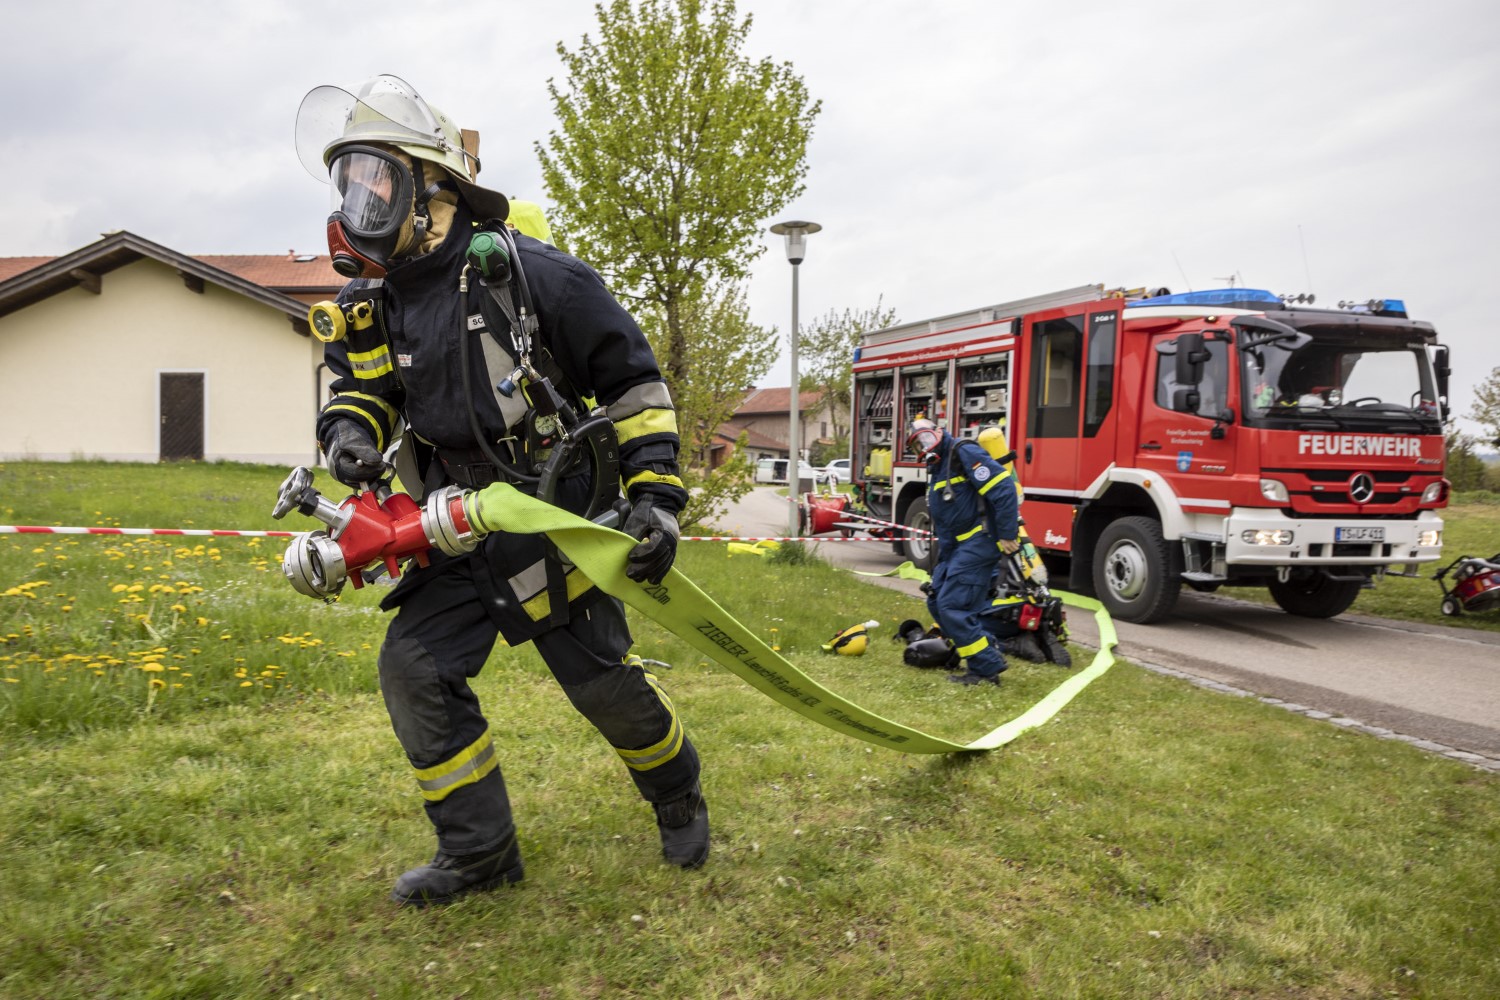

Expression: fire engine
xmin=849 ymin=285 xmax=1451 ymax=623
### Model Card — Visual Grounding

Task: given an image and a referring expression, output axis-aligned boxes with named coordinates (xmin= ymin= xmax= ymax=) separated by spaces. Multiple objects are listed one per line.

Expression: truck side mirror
xmin=1433 ymin=345 xmax=1451 ymax=419
xmin=1172 ymin=387 xmax=1201 ymax=414
xmin=1174 ymin=331 xmax=1209 ymax=387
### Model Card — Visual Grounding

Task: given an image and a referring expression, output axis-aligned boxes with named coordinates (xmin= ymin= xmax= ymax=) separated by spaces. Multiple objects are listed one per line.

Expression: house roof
xmin=195 ymin=254 xmax=345 ymax=292
xmin=0 ymin=233 xmax=345 ymax=334
xmin=0 ymin=258 xmax=53 ymax=283
xmin=735 ymin=386 xmax=825 ymax=415
xmin=717 ymin=422 xmax=788 ymax=452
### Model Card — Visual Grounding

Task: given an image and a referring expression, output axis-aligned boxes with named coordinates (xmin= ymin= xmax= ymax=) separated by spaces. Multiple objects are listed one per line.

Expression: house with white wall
xmin=0 ymin=231 xmax=343 ymax=466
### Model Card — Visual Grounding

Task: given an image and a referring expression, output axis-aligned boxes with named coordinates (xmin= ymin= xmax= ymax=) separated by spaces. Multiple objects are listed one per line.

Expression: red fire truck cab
xmin=851 ymin=285 xmax=1451 ymax=623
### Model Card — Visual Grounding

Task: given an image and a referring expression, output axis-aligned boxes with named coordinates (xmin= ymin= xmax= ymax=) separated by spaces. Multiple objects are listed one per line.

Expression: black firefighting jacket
xmin=316 ymin=201 xmax=687 ymax=516
xmin=314 ymin=202 xmax=687 ymax=642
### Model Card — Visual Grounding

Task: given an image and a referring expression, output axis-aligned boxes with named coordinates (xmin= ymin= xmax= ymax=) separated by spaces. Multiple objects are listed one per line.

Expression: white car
xmin=754 ymin=458 xmax=826 ymax=485
xmin=820 ymin=458 xmax=851 ymax=486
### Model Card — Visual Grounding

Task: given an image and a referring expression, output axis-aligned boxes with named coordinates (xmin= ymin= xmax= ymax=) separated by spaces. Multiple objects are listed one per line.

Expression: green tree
xmin=635 ymin=282 xmax=777 ymax=527
xmin=537 ymin=0 xmax=820 ymax=389
xmin=1466 ymin=365 xmax=1500 ymax=447
xmin=1444 ymin=419 xmax=1487 ymax=493
xmin=798 ymin=298 xmax=898 ymax=452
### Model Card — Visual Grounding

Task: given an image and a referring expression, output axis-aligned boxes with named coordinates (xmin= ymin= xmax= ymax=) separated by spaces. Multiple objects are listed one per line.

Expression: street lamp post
xmin=769 ymin=219 xmax=821 ymax=538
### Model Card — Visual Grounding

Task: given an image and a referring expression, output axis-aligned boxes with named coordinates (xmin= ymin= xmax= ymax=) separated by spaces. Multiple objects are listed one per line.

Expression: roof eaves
xmin=0 ymin=231 xmax=313 ymax=335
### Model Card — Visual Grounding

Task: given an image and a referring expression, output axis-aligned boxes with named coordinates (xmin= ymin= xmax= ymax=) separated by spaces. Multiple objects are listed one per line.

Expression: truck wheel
xmin=901 ymin=497 xmax=936 ymax=573
xmin=1092 ymin=516 xmax=1182 ymax=623
xmin=1268 ymin=574 xmax=1362 ymax=618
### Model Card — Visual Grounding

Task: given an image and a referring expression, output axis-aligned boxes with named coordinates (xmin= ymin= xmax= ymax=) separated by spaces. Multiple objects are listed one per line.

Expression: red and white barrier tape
xmin=828 ymin=508 xmax=933 ymax=539
xmin=1 ymin=525 xmax=296 ymax=538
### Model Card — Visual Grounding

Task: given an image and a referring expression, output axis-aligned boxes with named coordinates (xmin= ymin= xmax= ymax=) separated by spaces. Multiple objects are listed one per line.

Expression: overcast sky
xmin=4 ymin=0 xmax=1497 ymax=431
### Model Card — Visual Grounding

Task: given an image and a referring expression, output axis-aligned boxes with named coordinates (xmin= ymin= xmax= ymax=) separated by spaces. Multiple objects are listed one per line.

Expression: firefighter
xmin=976 ymin=424 xmax=1070 ymax=666
xmin=905 ymin=417 xmax=1021 ymax=685
xmin=296 ymin=75 xmax=707 ymax=905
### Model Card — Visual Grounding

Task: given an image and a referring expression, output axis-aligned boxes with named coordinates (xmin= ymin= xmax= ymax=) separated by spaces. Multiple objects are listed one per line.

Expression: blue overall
xmin=922 ymin=435 xmax=1020 ymax=678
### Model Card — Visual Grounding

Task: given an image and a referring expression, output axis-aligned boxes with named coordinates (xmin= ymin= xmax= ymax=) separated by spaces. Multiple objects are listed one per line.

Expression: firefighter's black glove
xmin=322 ymin=420 xmax=386 ymax=488
xmin=623 ymin=495 xmax=680 ymax=585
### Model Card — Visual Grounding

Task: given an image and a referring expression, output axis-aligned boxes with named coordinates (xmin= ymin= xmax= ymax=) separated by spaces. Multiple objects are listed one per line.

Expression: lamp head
xmin=770 ymin=219 xmax=822 ymax=264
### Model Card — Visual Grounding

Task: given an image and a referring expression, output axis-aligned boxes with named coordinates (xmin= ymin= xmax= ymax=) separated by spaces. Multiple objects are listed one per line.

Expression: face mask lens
xmin=329 ymin=150 xmax=411 ymax=236
xmin=907 ymin=428 xmax=939 ymax=458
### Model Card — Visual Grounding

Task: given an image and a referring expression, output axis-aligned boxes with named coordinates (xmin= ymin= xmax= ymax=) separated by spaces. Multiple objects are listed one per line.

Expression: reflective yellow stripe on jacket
xmin=977 ymin=469 xmax=1012 ymax=495
xmin=348 ymin=345 xmax=394 ymax=379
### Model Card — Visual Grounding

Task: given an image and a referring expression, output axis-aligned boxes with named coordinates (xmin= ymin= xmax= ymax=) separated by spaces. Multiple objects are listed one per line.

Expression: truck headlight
xmin=1419 ymin=529 xmax=1442 ymax=547
xmin=1242 ymin=529 xmax=1294 ymax=546
xmin=1259 ymin=478 xmax=1289 ymax=503
xmin=1420 ymin=481 xmax=1447 ymax=504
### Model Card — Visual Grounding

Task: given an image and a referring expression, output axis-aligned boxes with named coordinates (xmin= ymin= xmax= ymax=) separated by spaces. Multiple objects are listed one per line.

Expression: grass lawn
xmin=1 ymin=462 xmax=1496 ymax=998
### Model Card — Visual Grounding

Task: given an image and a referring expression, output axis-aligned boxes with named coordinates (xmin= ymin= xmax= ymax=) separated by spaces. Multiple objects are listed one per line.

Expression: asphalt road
xmin=708 ymin=487 xmax=1500 ymax=767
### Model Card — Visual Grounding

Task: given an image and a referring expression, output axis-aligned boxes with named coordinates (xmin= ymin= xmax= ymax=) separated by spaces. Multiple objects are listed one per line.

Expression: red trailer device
xmin=850 ymin=285 xmax=1452 ymax=623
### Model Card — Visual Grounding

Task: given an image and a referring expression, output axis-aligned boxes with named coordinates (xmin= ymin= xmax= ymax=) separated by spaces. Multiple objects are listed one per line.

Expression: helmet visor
xmin=295 ymin=74 xmax=445 ymax=180
xmin=329 ymin=148 xmax=413 ymax=238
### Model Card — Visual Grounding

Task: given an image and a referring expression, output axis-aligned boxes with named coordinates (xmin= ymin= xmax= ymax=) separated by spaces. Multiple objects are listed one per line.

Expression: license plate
xmin=1335 ymin=526 xmax=1385 ymax=542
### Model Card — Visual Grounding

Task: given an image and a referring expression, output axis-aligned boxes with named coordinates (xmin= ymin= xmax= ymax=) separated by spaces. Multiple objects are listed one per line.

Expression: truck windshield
xmin=1240 ymin=336 xmax=1440 ymax=429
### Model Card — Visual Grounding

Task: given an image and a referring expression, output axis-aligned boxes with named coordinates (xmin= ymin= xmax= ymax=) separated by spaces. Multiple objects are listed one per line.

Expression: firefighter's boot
xmin=654 ymin=784 xmax=710 ymax=869
xmin=1006 ymin=631 xmax=1047 ymax=663
xmin=949 ymin=669 xmax=1004 ymax=686
xmin=390 ymin=841 xmax=524 ymax=907
xmin=1041 ymin=629 xmax=1073 ymax=667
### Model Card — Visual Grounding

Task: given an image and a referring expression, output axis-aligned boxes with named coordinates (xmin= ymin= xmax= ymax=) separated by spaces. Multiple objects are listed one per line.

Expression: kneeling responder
xmin=295 ymin=74 xmax=708 ymax=905
xmin=976 ymin=423 xmax=1070 ymax=667
xmin=905 ymin=417 xmax=1020 ymax=685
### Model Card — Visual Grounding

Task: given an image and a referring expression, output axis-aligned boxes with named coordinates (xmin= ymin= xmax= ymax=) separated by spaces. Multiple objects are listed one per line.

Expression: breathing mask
xmin=324 ymin=146 xmax=421 ymax=278
xmin=906 ymin=418 xmax=943 ymax=464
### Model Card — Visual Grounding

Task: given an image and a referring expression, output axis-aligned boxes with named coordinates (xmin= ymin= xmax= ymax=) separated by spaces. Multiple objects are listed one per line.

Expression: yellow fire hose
xmin=466 ymin=484 xmax=1117 ymax=753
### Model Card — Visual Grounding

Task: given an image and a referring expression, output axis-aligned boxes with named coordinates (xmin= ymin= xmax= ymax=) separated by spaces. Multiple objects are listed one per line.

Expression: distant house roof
xmin=0 ymin=258 xmax=53 ymax=283
xmin=735 ymin=386 xmax=825 ymax=415
xmin=719 ymin=422 xmax=789 ymax=452
xmin=194 ymin=254 xmax=345 ymax=294
xmin=0 ymin=233 xmax=345 ymax=331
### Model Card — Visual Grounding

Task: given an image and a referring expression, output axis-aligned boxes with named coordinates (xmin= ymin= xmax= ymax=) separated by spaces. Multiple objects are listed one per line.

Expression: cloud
xmin=3 ymin=0 xmax=1497 ymax=423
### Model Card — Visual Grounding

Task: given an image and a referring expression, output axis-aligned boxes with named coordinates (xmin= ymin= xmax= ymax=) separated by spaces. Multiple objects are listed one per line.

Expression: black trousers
xmin=376 ymin=545 xmax=701 ymax=856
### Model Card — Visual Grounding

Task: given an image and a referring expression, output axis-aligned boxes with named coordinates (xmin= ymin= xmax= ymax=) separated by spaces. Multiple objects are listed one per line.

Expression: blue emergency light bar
xmin=1126 ymin=288 xmax=1283 ymax=309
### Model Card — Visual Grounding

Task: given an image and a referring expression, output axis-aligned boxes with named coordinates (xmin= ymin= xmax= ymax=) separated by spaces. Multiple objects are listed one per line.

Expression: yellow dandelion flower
xmin=148 ymin=678 xmax=166 ymax=689
xmin=239 ymin=680 xmax=253 ymax=687
xmin=170 ymin=604 xmax=187 ymax=613
xmin=140 ymin=664 xmax=165 ymax=673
